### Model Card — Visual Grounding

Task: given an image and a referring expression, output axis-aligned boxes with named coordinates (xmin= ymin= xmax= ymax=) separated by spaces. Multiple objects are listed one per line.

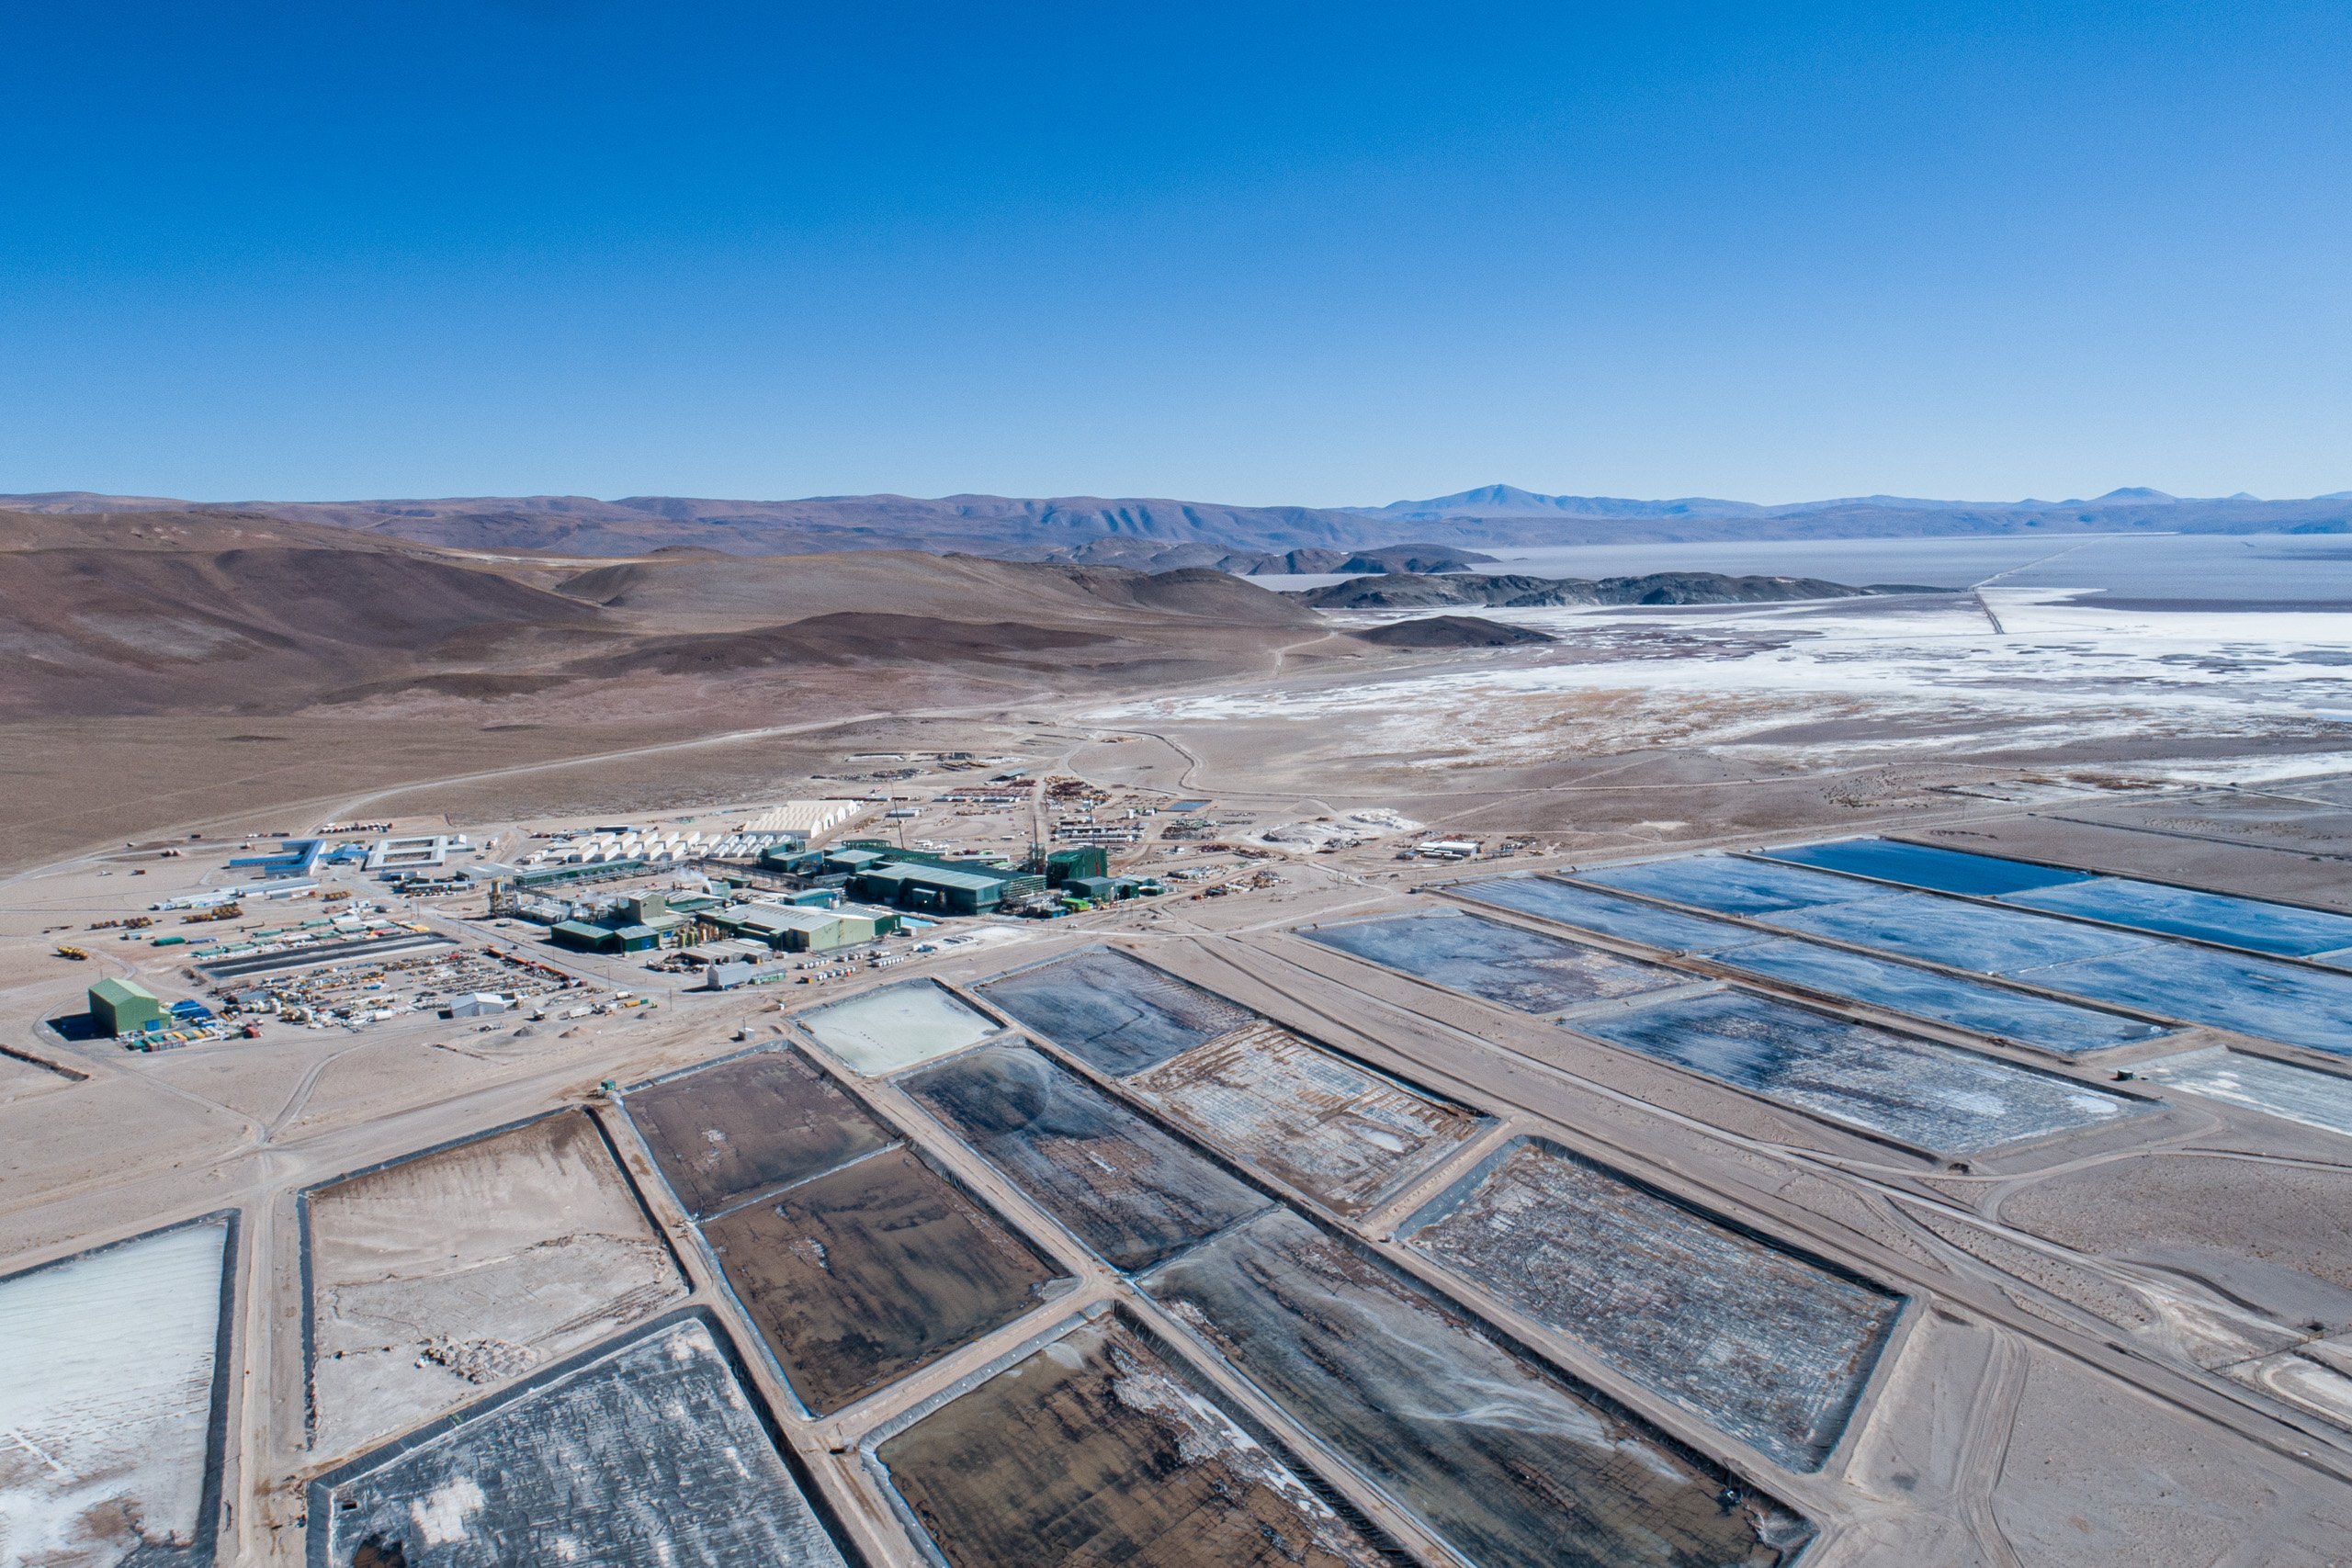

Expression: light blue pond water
xmin=1572 ymin=856 xmax=1888 ymax=915
xmin=1712 ymin=939 xmax=2169 ymax=1055
xmin=1450 ymin=876 xmax=1770 ymax=953
xmin=1303 ymin=908 xmax=1685 ymax=1013
xmin=2028 ymin=947 xmax=2352 ymax=1056
xmin=1573 ymin=990 xmax=2142 ymax=1154
xmin=1762 ymin=892 xmax=2155 ymax=976
xmin=1757 ymin=840 xmax=2091 ymax=898
xmin=976 ymin=948 xmax=1251 ymax=1077
xmin=1999 ymin=877 xmax=2352 ymax=958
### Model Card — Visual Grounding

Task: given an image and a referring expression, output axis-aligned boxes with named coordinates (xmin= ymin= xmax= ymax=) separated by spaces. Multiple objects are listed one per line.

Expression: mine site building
xmin=1067 ymin=874 xmax=1143 ymax=904
xmin=705 ymin=901 xmax=903 ymax=953
xmin=446 ymin=992 xmax=510 ymax=1018
xmin=1045 ymin=845 xmax=1108 ymax=886
xmin=226 ymin=838 xmax=325 ymax=879
xmin=89 ymin=976 xmax=166 ymax=1037
xmin=847 ymin=862 xmax=1012 ymax=916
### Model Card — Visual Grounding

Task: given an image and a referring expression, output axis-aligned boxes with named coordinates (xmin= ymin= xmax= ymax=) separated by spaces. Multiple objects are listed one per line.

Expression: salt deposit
xmin=1101 ymin=590 xmax=2352 ymax=774
xmin=0 ymin=1218 xmax=231 ymax=1567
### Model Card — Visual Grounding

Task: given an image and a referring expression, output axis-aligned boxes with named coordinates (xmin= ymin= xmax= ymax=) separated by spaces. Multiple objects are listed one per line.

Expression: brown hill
xmin=554 ymin=552 xmax=1317 ymax=632
xmin=0 ymin=513 xmax=1321 ymax=721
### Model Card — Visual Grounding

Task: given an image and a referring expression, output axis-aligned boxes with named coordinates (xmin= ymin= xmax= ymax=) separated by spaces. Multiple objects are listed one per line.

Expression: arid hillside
xmin=0 ymin=513 xmax=1327 ymax=723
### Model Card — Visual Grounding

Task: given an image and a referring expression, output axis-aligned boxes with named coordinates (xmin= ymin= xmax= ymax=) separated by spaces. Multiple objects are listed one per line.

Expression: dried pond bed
xmin=627 ymin=1047 xmax=895 ymax=1218
xmin=874 ymin=1311 xmax=1392 ymax=1568
xmin=304 ymin=1111 xmax=685 ymax=1457
xmin=704 ymin=1144 xmax=1067 ymax=1414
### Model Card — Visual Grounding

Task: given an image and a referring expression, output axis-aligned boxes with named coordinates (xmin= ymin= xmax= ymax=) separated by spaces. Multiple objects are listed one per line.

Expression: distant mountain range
xmin=3 ymin=482 xmax=2346 ymax=558
xmin=1353 ymin=481 xmax=2352 ymax=529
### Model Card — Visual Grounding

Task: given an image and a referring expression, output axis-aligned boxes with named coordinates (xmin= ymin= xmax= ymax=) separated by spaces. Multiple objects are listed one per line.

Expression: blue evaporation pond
xmin=1571 ymin=856 xmax=1887 ymax=915
xmin=1713 ymin=939 xmax=2169 ymax=1055
xmin=1762 ymin=892 xmax=2154 ymax=976
xmin=1573 ymin=990 xmax=2141 ymax=1154
xmin=1301 ymin=909 xmax=1684 ymax=1014
xmin=1997 ymin=877 xmax=2352 ymax=958
xmin=1757 ymin=840 xmax=2093 ymax=898
xmin=2029 ymin=947 xmax=2352 ymax=1057
xmin=1451 ymin=877 xmax=1770 ymax=954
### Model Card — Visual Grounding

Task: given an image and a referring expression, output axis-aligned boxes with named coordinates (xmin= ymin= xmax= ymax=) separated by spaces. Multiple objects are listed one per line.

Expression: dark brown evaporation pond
xmin=874 ymin=1310 xmax=1393 ymax=1568
xmin=704 ymin=1144 xmax=1067 ymax=1414
xmin=626 ymin=1047 xmax=894 ymax=1218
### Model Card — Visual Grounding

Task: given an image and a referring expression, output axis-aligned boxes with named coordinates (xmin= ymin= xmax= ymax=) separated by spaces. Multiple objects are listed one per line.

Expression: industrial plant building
xmin=88 ymin=977 xmax=166 ymax=1038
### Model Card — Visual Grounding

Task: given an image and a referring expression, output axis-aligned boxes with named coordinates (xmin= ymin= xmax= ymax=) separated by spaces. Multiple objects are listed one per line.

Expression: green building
xmin=90 ymin=976 xmax=166 ymax=1037
xmin=550 ymin=914 xmax=679 ymax=954
xmin=849 ymin=863 xmax=1008 ymax=916
xmin=1045 ymin=845 xmax=1107 ymax=886
xmin=704 ymin=900 xmax=902 ymax=953
xmin=550 ymin=919 xmax=616 ymax=953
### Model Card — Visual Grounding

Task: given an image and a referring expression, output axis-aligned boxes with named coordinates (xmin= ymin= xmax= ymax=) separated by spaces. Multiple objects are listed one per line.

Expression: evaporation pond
xmin=1144 ymin=1209 xmax=1811 ymax=1568
xmin=1761 ymin=891 xmax=2154 ymax=976
xmin=0 ymin=1218 xmax=230 ymax=1568
xmin=307 ymin=1110 xmax=687 ymax=1456
xmin=874 ymin=1313 xmax=1391 ymax=1568
xmin=318 ymin=1315 xmax=845 ymax=1568
xmin=2132 ymin=1048 xmax=2352 ymax=1141
xmin=1714 ymin=937 xmax=2167 ymax=1055
xmin=703 ymin=1144 xmax=1066 ymax=1413
xmin=1758 ymin=839 xmax=2092 ymax=897
xmin=1576 ymin=989 xmax=2143 ymax=1154
xmin=1126 ymin=1021 xmax=1488 ymax=1214
xmin=1303 ymin=908 xmax=1684 ymax=1013
xmin=1573 ymin=854 xmax=1887 ymax=914
xmin=905 ymin=1042 xmax=1271 ymax=1272
xmin=1453 ymin=875 xmax=1770 ymax=953
xmin=2028 ymin=945 xmax=2352 ymax=1056
xmin=1403 ymin=1138 xmax=1901 ymax=1472
xmin=628 ymin=1047 xmax=895 ymax=1217
xmin=977 ymin=947 xmax=1252 ymax=1076
xmin=799 ymin=980 xmax=1000 ymax=1074
xmin=1999 ymin=876 xmax=2352 ymax=958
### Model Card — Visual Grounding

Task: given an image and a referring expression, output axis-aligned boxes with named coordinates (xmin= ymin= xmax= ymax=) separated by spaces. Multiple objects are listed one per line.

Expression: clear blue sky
xmin=5 ymin=2 xmax=2347 ymax=505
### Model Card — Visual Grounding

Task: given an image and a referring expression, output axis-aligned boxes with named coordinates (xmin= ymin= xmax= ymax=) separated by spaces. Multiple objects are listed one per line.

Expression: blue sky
xmin=4 ymin=2 xmax=2347 ymax=504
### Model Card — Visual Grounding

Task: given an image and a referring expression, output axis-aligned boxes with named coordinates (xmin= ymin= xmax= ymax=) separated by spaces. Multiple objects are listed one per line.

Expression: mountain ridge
xmin=5 ymin=484 xmax=2347 ymax=558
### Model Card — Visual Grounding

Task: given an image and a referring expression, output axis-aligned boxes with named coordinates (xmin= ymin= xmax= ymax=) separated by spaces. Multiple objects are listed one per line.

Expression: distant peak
xmin=2091 ymin=487 xmax=2177 ymax=503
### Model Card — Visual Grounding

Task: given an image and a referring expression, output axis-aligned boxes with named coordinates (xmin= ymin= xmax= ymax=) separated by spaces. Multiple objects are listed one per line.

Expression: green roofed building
xmin=849 ymin=862 xmax=1008 ymax=916
xmin=1046 ymin=845 xmax=1107 ymax=886
xmin=90 ymin=976 xmax=166 ymax=1037
xmin=550 ymin=919 xmax=615 ymax=953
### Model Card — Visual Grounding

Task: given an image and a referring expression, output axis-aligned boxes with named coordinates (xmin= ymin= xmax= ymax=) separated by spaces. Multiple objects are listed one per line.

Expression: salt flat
xmin=0 ymin=1218 xmax=229 ymax=1568
xmin=1104 ymin=589 xmax=2352 ymax=775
